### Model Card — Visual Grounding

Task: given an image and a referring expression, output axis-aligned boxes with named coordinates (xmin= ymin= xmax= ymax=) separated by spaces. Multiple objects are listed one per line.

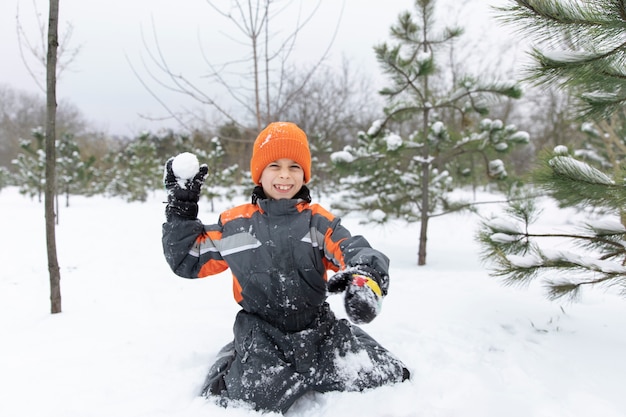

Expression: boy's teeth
xmin=276 ymin=185 xmax=291 ymax=190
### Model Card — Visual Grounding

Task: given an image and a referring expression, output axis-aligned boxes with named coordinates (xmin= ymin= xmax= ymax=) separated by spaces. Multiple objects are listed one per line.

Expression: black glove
xmin=328 ymin=266 xmax=388 ymax=324
xmin=163 ymin=156 xmax=208 ymax=221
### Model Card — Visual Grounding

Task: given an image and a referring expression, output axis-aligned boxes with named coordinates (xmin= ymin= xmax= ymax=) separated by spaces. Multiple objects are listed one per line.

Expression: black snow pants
xmin=201 ymin=303 xmax=407 ymax=414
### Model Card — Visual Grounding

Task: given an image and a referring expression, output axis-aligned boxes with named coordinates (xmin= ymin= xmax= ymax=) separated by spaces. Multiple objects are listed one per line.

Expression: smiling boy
xmin=162 ymin=122 xmax=409 ymax=414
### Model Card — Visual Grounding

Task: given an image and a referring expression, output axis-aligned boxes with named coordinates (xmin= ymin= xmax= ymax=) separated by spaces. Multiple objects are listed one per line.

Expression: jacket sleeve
xmin=312 ymin=205 xmax=390 ymax=291
xmin=162 ymin=215 xmax=229 ymax=278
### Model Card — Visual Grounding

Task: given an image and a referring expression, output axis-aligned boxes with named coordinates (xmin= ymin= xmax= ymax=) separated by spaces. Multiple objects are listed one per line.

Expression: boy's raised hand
xmin=164 ymin=152 xmax=208 ymax=220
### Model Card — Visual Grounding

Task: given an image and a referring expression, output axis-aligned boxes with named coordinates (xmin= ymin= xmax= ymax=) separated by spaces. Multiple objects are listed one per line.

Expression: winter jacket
xmin=162 ymin=186 xmax=407 ymax=413
xmin=162 ymin=186 xmax=390 ymax=332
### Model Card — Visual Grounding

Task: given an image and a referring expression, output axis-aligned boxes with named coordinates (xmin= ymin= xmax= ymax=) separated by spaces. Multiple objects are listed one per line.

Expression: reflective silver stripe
xmin=189 ymin=240 xmax=215 ymax=257
xmin=189 ymin=232 xmax=262 ymax=257
xmin=220 ymin=241 xmax=262 ymax=256
xmin=302 ymin=227 xmax=325 ymax=248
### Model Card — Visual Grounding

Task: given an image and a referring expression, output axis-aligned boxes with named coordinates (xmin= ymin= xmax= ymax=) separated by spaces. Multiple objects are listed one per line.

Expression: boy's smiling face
xmin=259 ymin=158 xmax=305 ymax=200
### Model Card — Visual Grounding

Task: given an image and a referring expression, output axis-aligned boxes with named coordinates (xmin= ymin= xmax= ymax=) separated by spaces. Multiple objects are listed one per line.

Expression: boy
xmin=162 ymin=122 xmax=409 ymax=413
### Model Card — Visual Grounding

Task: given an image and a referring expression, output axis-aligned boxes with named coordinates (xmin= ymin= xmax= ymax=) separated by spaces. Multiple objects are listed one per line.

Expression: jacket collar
xmin=251 ymin=185 xmax=312 ymax=205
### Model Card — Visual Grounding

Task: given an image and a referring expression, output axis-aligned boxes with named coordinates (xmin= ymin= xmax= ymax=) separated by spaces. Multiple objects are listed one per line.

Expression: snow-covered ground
xmin=2 ymin=186 xmax=626 ymax=417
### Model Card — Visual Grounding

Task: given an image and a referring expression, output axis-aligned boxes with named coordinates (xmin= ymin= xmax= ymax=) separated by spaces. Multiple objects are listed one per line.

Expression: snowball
xmin=172 ymin=152 xmax=199 ymax=180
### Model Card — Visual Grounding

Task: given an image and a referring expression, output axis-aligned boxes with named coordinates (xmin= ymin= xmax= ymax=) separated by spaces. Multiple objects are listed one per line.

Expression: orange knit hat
xmin=250 ymin=122 xmax=311 ymax=185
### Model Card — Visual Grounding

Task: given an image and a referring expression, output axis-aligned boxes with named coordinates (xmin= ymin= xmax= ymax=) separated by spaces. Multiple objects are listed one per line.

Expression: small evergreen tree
xmin=305 ymin=129 xmax=336 ymax=198
xmin=104 ymin=133 xmax=161 ymax=202
xmin=332 ymin=0 xmax=527 ymax=265
xmin=56 ymin=133 xmax=96 ymax=205
xmin=333 ymin=119 xmax=528 ymax=222
xmin=0 ymin=166 xmax=11 ymax=190
xmin=12 ymin=128 xmax=46 ymax=201
xmin=193 ymin=135 xmax=239 ymax=211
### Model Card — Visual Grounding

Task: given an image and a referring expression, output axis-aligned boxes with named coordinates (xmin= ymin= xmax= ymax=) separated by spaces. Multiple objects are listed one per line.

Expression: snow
xmin=416 ymin=50 xmax=432 ymax=65
xmin=554 ymin=145 xmax=569 ymax=155
xmin=384 ymin=134 xmax=403 ymax=151
xmin=330 ymin=151 xmax=354 ymax=164
xmin=488 ymin=159 xmax=506 ymax=177
xmin=549 ymin=156 xmax=615 ymax=185
xmin=369 ymin=209 xmax=387 ymax=223
xmin=506 ymin=253 xmax=543 ymax=269
xmin=485 ymin=217 xmax=522 ymax=234
xmin=367 ymin=120 xmax=384 ymax=137
xmin=509 ymin=131 xmax=530 ymax=143
xmin=490 ymin=232 xmax=519 ymax=243
xmin=431 ymin=121 xmax=445 ymax=135
xmin=172 ymin=152 xmax=200 ymax=182
xmin=2 ymin=186 xmax=626 ymax=417
xmin=585 ymin=219 xmax=626 ymax=234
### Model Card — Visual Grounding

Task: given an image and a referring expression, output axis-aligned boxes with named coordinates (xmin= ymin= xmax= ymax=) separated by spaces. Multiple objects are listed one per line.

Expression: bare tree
xmin=134 ymin=0 xmax=343 ymax=132
xmin=16 ymin=0 xmax=80 ymax=93
xmin=45 ymin=0 xmax=61 ymax=314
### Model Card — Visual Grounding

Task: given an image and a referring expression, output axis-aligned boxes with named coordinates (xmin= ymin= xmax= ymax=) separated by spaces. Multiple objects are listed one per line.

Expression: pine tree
xmin=304 ymin=128 xmax=336 ymax=198
xmin=478 ymin=146 xmax=626 ymax=301
xmin=332 ymin=0 xmax=527 ymax=265
xmin=478 ymin=0 xmax=626 ymax=300
xmin=12 ymin=128 xmax=46 ymax=201
xmin=104 ymin=133 xmax=161 ymax=202
xmin=56 ymin=133 xmax=96 ymax=206
xmin=193 ymin=135 xmax=239 ymax=211
xmin=496 ymin=0 xmax=626 ymax=120
xmin=0 ymin=166 xmax=10 ymax=190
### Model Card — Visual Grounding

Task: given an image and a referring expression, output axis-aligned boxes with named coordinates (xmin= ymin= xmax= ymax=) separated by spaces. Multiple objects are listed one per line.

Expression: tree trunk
xmin=418 ymin=200 xmax=429 ymax=266
xmin=418 ymin=102 xmax=431 ymax=266
xmin=45 ymin=0 xmax=62 ymax=314
xmin=417 ymin=25 xmax=431 ymax=266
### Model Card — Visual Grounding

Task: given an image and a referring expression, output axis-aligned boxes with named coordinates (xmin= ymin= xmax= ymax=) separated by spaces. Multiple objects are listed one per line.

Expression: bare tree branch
xmin=132 ymin=0 xmax=343 ymax=132
xmin=16 ymin=0 xmax=81 ymax=92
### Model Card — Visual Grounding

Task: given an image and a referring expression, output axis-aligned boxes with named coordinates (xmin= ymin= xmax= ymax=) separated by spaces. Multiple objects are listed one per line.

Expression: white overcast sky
xmin=0 ymin=0 xmax=518 ymax=136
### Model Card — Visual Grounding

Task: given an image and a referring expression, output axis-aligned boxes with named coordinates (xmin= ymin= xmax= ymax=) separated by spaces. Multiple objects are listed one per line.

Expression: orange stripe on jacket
xmin=232 ymin=275 xmax=243 ymax=303
xmin=196 ymin=230 xmax=229 ymax=277
xmin=305 ymin=203 xmax=335 ymax=221
xmin=323 ymin=259 xmax=339 ymax=280
xmin=197 ymin=229 xmax=222 ymax=243
xmin=219 ymin=204 xmax=259 ymax=224
xmin=324 ymin=234 xmax=347 ymax=270
xmin=307 ymin=203 xmax=348 ymax=271
xmin=198 ymin=259 xmax=229 ymax=277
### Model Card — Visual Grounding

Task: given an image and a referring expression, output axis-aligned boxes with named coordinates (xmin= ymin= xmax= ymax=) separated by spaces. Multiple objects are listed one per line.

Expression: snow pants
xmin=201 ymin=303 xmax=407 ymax=414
